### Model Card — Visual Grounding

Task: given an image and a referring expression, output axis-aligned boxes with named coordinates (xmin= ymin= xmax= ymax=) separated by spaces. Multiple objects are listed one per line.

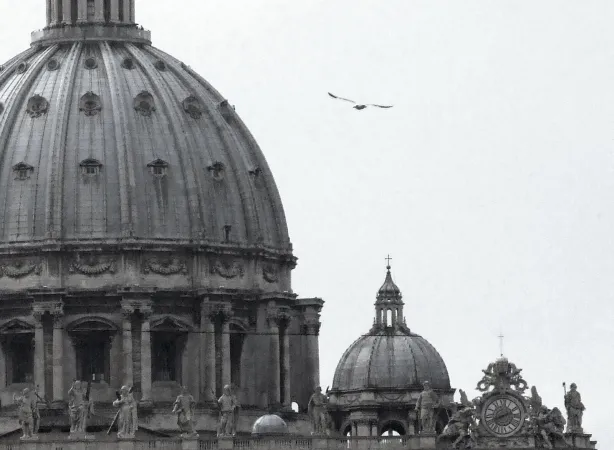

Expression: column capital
xmin=302 ymin=317 xmax=321 ymax=335
xmin=32 ymin=298 xmax=64 ymax=324
xmin=202 ymin=302 xmax=233 ymax=322
xmin=121 ymin=299 xmax=153 ymax=319
xmin=267 ymin=306 xmax=291 ymax=328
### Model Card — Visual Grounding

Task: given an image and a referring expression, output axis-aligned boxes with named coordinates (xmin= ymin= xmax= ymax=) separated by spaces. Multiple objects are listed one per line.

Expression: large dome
xmin=0 ymin=31 xmax=289 ymax=251
xmin=331 ymin=329 xmax=451 ymax=392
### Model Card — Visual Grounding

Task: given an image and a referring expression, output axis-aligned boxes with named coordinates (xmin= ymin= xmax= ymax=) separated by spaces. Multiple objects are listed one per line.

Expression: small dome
xmin=377 ymin=266 xmax=402 ymax=301
xmin=251 ymin=414 xmax=289 ymax=436
xmin=332 ymin=329 xmax=451 ymax=392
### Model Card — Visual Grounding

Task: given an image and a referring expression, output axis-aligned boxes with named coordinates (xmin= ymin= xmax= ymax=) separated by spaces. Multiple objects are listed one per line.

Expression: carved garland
xmin=0 ymin=260 xmax=41 ymax=278
xmin=69 ymin=254 xmax=116 ymax=276
xmin=143 ymin=257 xmax=188 ymax=275
xmin=262 ymin=264 xmax=279 ymax=283
xmin=210 ymin=259 xmax=244 ymax=279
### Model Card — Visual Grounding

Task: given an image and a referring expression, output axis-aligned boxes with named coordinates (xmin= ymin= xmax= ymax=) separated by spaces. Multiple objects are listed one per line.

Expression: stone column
xmin=201 ymin=302 xmax=216 ymax=402
xmin=94 ymin=0 xmax=104 ymax=23
xmin=110 ymin=0 xmax=120 ymax=22
xmin=77 ymin=0 xmax=87 ymax=23
xmin=52 ymin=312 xmax=64 ymax=403
xmin=140 ymin=309 xmax=152 ymax=406
xmin=304 ymin=316 xmax=321 ymax=392
xmin=221 ymin=319 xmax=231 ymax=388
xmin=281 ymin=322 xmax=291 ymax=408
xmin=121 ymin=308 xmax=133 ymax=386
xmin=267 ymin=306 xmax=281 ymax=406
xmin=129 ymin=0 xmax=135 ymax=23
xmin=0 ymin=341 xmax=5 ymax=389
xmin=123 ymin=0 xmax=132 ymax=24
xmin=33 ymin=313 xmax=45 ymax=398
xmin=49 ymin=0 xmax=58 ymax=25
xmin=62 ymin=0 xmax=72 ymax=24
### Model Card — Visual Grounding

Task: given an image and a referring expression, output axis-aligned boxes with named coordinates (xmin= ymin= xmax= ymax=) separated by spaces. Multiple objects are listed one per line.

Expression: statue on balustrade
xmin=13 ymin=388 xmax=38 ymax=440
xmin=112 ymin=385 xmax=138 ymax=439
xmin=438 ymin=405 xmax=478 ymax=449
xmin=416 ymin=380 xmax=439 ymax=434
xmin=564 ymin=383 xmax=585 ymax=434
xmin=173 ymin=386 xmax=198 ymax=437
xmin=533 ymin=406 xmax=568 ymax=449
xmin=217 ymin=384 xmax=239 ymax=437
xmin=308 ymin=386 xmax=329 ymax=435
xmin=68 ymin=380 xmax=94 ymax=437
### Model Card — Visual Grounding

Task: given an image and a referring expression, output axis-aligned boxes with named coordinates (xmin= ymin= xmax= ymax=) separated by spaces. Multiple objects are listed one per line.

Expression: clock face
xmin=481 ymin=395 xmax=525 ymax=437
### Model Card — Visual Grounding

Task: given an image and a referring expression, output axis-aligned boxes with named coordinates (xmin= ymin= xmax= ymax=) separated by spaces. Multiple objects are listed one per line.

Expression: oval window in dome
xmin=84 ymin=57 xmax=98 ymax=70
xmin=122 ymin=58 xmax=135 ymax=70
xmin=16 ymin=62 xmax=28 ymax=74
xmin=47 ymin=59 xmax=60 ymax=71
xmin=154 ymin=60 xmax=166 ymax=71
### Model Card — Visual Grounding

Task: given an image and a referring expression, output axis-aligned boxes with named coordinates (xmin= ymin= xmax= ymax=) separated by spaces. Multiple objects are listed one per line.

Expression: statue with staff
xmin=68 ymin=377 xmax=94 ymax=438
xmin=563 ymin=382 xmax=585 ymax=434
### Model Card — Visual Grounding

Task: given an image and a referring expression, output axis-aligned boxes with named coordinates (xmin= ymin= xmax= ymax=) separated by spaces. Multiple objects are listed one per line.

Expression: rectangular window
xmin=152 ymin=334 xmax=177 ymax=382
xmin=11 ymin=338 xmax=34 ymax=383
xmin=76 ymin=339 xmax=108 ymax=383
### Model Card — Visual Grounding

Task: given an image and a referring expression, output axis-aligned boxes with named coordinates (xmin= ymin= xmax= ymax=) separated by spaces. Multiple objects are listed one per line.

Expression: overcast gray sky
xmin=2 ymin=0 xmax=612 ymax=446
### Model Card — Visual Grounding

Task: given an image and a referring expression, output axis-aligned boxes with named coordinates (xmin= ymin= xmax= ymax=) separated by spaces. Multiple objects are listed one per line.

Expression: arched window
xmin=386 ymin=309 xmax=393 ymax=327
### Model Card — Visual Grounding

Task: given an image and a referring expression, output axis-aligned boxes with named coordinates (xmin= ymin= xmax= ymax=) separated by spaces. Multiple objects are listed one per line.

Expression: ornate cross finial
xmin=385 ymin=254 xmax=392 ymax=269
xmin=498 ymin=332 xmax=505 ymax=357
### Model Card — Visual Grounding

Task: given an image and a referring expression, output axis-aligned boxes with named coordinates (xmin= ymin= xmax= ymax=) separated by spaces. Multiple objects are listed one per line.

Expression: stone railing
xmin=31 ymin=25 xmax=152 ymax=45
xmin=0 ymin=434 xmax=597 ymax=450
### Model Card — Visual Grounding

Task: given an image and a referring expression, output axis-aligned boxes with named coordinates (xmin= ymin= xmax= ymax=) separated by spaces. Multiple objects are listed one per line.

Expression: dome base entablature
xmin=31 ymin=25 xmax=151 ymax=47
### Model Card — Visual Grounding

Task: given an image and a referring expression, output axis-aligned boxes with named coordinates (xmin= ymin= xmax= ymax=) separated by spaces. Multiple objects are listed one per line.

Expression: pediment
xmin=150 ymin=316 xmax=192 ymax=332
xmin=0 ymin=318 xmax=34 ymax=334
xmin=79 ymin=158 xmax=102 ymax=167
xmin=147 ymin=159 xmax=169 ymax=168
xmin=66 ymin=316 xmax=118 ymax=333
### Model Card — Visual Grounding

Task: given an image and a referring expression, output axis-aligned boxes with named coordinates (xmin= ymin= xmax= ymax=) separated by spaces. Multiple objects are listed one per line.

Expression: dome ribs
xmin=0 ymin=45 xmax=59 ymax=241
xmin=44 ymin=41 xmax=81 ymax=237
xmin=126 ymin=44 xmax=204 ymax=240
xmin=126 ymin=44 xmax=202 ymax=238
xmin=101 ymin=41 xmax=139 ymax=238
xmin=147 ymin=47 xmax=255 ymax=246
xmin=168 ymin=57 xmax=280 ymax=248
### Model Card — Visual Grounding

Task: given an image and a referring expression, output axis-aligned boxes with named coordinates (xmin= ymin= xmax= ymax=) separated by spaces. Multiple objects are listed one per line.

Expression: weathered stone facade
xmin=0 ymin=0 xmax=323 ymax=436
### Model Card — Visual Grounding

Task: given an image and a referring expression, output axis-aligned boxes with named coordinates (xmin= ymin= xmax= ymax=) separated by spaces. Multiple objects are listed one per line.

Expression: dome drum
xmin=0 ymin=2 xmax=323 ymax=437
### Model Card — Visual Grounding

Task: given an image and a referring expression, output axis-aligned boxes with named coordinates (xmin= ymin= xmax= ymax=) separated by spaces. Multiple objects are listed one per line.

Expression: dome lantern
xmin=373 ymin=257 xmax=406 ymax=330
xmin=35 ymin=0 xmax=151 ymax=46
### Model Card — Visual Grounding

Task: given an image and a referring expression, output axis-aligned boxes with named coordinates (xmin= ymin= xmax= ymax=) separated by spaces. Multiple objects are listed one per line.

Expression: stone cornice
xmin=0 ymin=240 xmax=297 ymax=266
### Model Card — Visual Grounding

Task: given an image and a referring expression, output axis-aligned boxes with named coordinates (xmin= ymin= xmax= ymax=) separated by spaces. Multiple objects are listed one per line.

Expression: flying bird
xmin=328 ymin=92 xmax=393 ymax=110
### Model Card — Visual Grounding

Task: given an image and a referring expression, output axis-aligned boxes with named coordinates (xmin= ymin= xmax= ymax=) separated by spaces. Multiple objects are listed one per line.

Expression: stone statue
xmin=458 ymin=389 xmax=472 ymax=408
xmin=13 ymin=388 xmax=38 ymax=440
xmin=564 ymin=383 xmax=585 ymax=433
xmin=308 ymin=386 xmax=329 ymax=435
xmin=68 ymin=380 xmax=94 ymax=437
xmin=217 ymin=384 xmax=239 ymax=437
xmin=416 ymin=380 xmax=439 ymax=434
xmin=438 ymin=406 xmax=478 ymax=449
xmin=172 ymin=386 xmax=198 ymax=437
xmin=112 ymin=385 xmax=138 ymax=439
xmin=529 ymin=386 xmax=543 ymax=417
xmin=535 ymin=406 xmax=568 ymax=449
